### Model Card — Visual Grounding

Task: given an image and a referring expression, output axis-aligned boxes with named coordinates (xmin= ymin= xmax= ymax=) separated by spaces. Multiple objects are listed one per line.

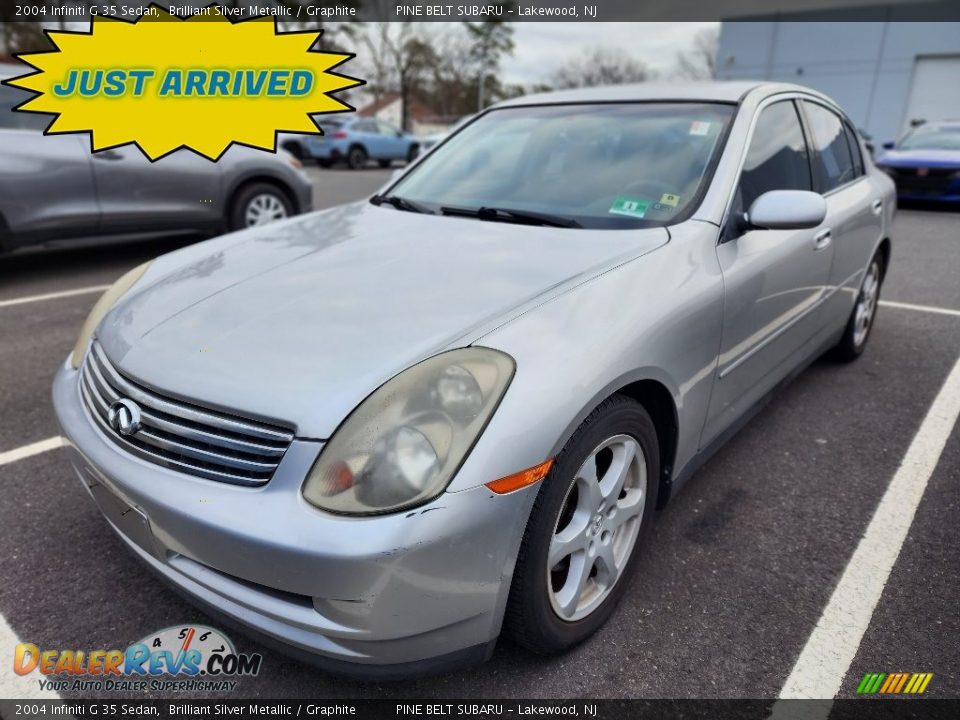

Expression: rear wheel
xmin=505 ymin=395 xmax=659 ymax=655
xmin=347 ymin=146 xmax=368 ymax=170
xmin=407 ymin=145 xmax=419 ymax=164
xmin=229 ymin=183 xmax=292 ymax=231
xmin=832 ymin=252 xmax=883 ymax=362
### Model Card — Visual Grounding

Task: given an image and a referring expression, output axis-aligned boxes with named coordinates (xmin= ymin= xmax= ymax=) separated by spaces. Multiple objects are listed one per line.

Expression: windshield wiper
xmin=370 ymin=194 xmax=435 ymax=215
xmin=440 ymin=205 xmax=581 ymax=229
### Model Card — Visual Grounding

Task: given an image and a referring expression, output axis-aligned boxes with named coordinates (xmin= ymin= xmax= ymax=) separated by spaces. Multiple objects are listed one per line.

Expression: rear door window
xmin=802 ymin=101 xmax=856 ymax=192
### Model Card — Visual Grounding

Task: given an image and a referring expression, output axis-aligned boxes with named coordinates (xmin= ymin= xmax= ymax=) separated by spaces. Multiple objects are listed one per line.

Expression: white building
xmin=716 ymin=1 xmax=960 ymax=144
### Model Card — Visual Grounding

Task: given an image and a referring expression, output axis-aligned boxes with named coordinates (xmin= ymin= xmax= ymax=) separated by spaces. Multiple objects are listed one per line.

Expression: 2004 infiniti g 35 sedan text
xmin=53 ymin=82 xmax=895 ymax=677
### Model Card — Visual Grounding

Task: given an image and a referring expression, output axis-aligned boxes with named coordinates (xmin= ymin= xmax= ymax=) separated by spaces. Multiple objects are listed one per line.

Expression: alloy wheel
xmin=547 ymin=434 xmax=646 ymax=622
xmin=853 ymin=260 xmax=880 ymax=348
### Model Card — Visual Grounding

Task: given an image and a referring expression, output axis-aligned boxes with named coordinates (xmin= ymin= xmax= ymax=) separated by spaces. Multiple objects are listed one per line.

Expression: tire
xmin=378 ymin=159 xmax=392 ymax=168
xmin=407 ymin=145 xmax=419 ymax=164
xmin=228 ymin=183 xmax=293 ymax=231
xmin=505 ymin=394 xmax=659 ymax=655
xmin=346 ymin=145 xmax=368 ymax=170
xmin=832 ymin=251 xmax=884 ymax=362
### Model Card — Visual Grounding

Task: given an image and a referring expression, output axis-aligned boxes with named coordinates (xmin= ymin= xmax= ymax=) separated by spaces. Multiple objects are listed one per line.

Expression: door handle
xmin=93 ymin=150 xmax=123 ymax=160
xmin=813 ymin=228 xmax=832 ymax=251
xmin=871 ymin=198 xmax=883 ymax=215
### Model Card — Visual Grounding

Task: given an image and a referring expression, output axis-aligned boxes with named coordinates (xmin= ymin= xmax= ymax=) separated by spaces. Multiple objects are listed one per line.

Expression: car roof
xmin=491 ymin=81 xmax=827 ymax=108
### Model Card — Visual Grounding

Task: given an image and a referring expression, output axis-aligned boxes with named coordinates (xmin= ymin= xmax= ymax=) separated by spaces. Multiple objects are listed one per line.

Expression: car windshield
xmin=387 ymin=102 xmax=736 ymax=229
xmin=899 ymin=125 xmax=960 ymax=151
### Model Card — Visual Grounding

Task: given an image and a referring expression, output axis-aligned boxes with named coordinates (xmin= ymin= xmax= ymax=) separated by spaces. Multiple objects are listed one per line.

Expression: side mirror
xmin=746 ymin=190 xmax=826 ymax=230
xmin=882 ymin=141 xmax=895 ymax=150
xmin=396 ymin=131 xmax=404 ymax=138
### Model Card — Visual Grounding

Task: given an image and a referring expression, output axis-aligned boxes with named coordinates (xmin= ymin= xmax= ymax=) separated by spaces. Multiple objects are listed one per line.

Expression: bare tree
xmin=672 ymin=27 xmax=719 ymax=81
xmin=550 ymin=47 xmax=651 ymax=89
xmin=356 ymin=23 xmax=434 ymax=131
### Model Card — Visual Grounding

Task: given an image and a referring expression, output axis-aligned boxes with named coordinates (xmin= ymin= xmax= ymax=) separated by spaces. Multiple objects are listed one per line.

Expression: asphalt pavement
xmin=0 ymin=173 xmax=957 ymax=701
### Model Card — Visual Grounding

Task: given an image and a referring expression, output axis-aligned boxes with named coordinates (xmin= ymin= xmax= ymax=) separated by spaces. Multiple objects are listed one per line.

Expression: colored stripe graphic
xmin=857 ymin=672 xmax=932 ymax=694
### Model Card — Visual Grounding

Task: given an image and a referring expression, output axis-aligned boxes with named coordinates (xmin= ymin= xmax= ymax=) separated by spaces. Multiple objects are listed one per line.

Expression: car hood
xmin=98 ymin=203 xmax=668 ymax=437
xmin=877 ymin=149 xmax=960 ymax=167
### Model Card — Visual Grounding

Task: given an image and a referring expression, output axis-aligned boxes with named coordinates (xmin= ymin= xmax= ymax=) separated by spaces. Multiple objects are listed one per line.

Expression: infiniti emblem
xmin=108 ymin=398 xmax=142 ymax=436
xmin=593 ymin=515 xmax=603 ymax=534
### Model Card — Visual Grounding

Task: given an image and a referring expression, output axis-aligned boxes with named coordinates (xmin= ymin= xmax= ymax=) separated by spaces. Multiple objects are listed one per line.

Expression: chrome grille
xmin=79 ymin=341 xmax=293 ymax=486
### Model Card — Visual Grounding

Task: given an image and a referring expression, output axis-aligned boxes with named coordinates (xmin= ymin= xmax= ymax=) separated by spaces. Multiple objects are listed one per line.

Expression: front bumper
xmin=53 ymin=359 xmax=538 ymax=675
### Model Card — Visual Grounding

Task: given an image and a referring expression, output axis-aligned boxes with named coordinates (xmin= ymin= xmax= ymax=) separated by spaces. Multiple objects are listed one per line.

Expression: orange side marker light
xmin=485 ymin=459 xmax=554 ymax=495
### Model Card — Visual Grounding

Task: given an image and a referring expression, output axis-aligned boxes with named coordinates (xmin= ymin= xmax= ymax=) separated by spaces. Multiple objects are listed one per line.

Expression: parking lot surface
xmin=0 ymin=168 xmax=957 ymax=700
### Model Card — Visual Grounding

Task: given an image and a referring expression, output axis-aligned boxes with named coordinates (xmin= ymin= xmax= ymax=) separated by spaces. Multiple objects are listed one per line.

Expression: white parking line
xmin=0 ymin=612 xmax=61 ymax=699
xmin=779 ymin=355 xmax=960 ymax=699
xmin=0 ymin=437 xmax=65 ymax=466
xmin=0 ymin=285 xmax=108 ymax=309
xmin=879 ymin=299 xmax=960 ymax=318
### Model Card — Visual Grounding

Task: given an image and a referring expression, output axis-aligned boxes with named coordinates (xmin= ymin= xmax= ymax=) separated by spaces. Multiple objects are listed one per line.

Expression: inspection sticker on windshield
xmin=689 ymin=121 xmax=711 ymax=136
xmin=609 ymin=197 xmax=650 ymax=218
xmin=659 ymin=193 xmax=681 ymax=207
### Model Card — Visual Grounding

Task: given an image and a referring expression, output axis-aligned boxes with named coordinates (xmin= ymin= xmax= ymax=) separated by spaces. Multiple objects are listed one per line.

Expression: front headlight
xmin=70 ymin=261 xmax=153 ymax=369
xmin=302 ymin=347 xmax=515 ymax=515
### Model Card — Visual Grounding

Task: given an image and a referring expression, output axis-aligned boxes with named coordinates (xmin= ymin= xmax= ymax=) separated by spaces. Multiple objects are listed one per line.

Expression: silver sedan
xmin=53 ymin=81 xmax=895 ymax=677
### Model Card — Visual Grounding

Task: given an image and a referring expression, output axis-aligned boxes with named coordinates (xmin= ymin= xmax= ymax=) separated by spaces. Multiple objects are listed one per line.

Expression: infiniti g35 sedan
xmin=53 ymin=82 xmax=894 ymax=677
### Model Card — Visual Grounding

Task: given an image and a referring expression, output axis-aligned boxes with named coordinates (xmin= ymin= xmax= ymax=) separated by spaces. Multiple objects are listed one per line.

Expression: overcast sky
xmin=505 ymin=22 xmax=719 ymax=85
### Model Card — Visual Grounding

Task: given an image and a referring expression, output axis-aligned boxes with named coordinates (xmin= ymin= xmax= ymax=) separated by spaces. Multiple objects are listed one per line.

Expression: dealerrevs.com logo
xmin=14 ymin=625 xmax=262 ymax=693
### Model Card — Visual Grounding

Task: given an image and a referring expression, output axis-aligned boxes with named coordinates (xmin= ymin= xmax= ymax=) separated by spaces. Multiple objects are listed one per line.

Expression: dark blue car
xmin=874 ymin=121 xmax=960 ymax=204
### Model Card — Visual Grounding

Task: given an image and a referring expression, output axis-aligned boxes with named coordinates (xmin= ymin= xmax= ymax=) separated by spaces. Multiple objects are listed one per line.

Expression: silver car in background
xmin=0 ymin=65 xmax=313 ymax=251
xmin=53 ymin=82 xmax=894 ymax=677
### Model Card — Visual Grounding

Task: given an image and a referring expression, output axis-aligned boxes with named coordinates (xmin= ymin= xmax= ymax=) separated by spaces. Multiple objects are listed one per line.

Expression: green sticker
xmin=609 ymin=196 xmax=650 ymax=218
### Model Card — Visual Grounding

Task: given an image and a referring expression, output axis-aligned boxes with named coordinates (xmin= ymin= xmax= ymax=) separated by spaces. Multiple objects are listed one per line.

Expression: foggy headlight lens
xmin=70 ymin=261 xmax=153 ymax=369
xmin=302 ymin=347 xmax=515 ymax=515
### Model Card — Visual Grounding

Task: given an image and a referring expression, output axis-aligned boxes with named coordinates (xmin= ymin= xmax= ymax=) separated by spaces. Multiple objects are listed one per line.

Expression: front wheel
xmin=832 ymin=253 xmax=883 ymax=362
xmin=505 ymin=395 xmax=659 ymax=655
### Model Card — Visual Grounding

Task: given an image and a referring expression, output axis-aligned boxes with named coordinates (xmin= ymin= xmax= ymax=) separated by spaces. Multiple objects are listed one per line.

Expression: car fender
xmin=445 ymin=220 xmax=724 ymax=494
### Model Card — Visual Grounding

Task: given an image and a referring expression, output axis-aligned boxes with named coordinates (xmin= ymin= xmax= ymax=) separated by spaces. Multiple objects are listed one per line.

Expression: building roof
xmin=358 ymin=92 xmax=440 ymax=122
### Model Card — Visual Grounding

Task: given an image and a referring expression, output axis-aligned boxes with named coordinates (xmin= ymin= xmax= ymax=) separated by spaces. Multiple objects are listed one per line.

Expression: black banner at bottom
xmin=0 ymin=699 xmax=958 ymax=720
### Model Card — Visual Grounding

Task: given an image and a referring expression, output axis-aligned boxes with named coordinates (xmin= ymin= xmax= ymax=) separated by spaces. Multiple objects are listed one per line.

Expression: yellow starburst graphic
xmin=3 ymin=4 xmax=363 ymax=161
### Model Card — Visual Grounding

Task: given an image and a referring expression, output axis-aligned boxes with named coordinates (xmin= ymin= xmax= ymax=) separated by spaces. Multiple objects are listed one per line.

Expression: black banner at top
xmin=3 ymin=0 xmax=960 ymax=23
